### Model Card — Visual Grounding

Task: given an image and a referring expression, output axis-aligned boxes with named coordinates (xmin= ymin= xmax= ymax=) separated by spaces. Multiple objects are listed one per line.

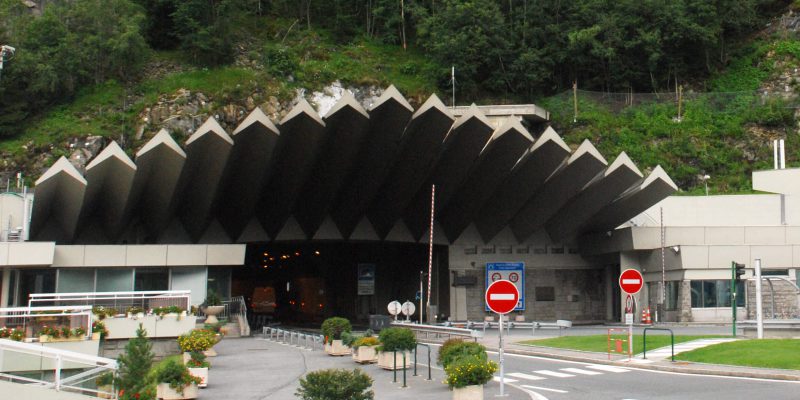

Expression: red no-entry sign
xmin=485 ymin=279 xmax=520 ymax=315
xmin=619 ymin=269 xmax=644 ymax=294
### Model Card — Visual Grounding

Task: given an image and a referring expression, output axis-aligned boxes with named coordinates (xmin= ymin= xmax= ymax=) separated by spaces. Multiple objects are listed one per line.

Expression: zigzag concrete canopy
xmin=29 ymin=87 xmax=677 ymax=245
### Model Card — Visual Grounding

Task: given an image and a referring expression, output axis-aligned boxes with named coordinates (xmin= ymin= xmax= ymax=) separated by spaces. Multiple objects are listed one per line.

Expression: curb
xmin=490 ymin=345 xmax=800 ymax=382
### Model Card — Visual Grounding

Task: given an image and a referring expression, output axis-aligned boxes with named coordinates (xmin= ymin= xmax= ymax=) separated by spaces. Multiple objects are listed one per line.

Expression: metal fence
xmin=28 ymin=290 xmax=191 ymax=312
xmin=0 ymin=306 xmax=92 ymax=339
xmin=261 ymin=326 xmax=324 ymax=350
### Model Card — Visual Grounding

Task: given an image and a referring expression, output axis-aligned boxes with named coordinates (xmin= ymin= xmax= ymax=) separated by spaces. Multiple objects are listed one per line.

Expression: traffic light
xmin=734 ymin=262 xmax=746 ymax=282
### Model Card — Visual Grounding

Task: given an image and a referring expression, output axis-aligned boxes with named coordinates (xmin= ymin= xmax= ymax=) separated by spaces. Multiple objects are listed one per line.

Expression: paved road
xmin=485 ymin=348 xmax=800 ymax=400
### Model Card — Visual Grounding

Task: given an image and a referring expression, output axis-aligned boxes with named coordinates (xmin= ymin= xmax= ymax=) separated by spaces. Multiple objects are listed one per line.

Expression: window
xmin=19 ymin=269 xmax=56 ymax=305
xmin=207 ymin=267 xmax=231 ymax=299
xmin=762 ymin=269 xmax=788 ymax=277
xmin=96 ymin=269 xmax=133 ymax=292
xmin=58 ymin=269 xmax=95 ymax=293
xmin=535 ymin=286 xmax=555 ymax=301
xmin=134 ymin=268 xmax=169 ymax=291
xmin=690 ymin=280 xmax=744 ymax=308
xmin=665 ymin=281 xmax=679 ymax=311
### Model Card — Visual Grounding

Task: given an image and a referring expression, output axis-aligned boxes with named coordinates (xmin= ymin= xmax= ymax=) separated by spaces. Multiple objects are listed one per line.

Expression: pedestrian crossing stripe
xmin=507 ymin=372 xmax=546 ymax=381
xmin=493 ymin=376 xmax=519 ymax=383
xmin=534 ymin=370 xmax=575 ymax=378
xmin=585 ymin=365 xmax=630 ymax=373
xmin=560 ymin=367 xmax=603 ymax=375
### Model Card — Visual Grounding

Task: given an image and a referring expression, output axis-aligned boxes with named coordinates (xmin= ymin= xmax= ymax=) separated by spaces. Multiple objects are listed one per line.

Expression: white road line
xmin=560 ymin=367 xmax=603 ymax=375
xmin=534 ymin=370 xmax=575 ymax=378
xmin=493 ymin=376 xmax=519 ymax=383
xmin=521 ymin=385 xmax=569 ymax=394
xmin=585 ymin=365 xmax=630 ymax=373
xmin=508 ymin=372 xmax=546 ymax=381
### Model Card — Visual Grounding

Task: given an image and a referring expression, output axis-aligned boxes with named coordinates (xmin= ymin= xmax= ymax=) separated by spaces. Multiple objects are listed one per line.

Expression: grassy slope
xmin=674 ymin=339 xmax=800 ymax=369
xmin=519 ymin=334 xmax=724 ymax=355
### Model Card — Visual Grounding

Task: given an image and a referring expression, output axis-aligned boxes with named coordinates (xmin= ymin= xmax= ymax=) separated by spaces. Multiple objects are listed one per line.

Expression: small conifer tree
xmin=116 ymin=324 xmax=154 ymax=397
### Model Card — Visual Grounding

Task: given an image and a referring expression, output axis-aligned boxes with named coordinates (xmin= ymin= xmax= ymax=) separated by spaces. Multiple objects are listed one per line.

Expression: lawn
xmin=519 ymin=334 xmax=723 ymax=355
xmin=674 ymin=339 xmax=800 ymax=370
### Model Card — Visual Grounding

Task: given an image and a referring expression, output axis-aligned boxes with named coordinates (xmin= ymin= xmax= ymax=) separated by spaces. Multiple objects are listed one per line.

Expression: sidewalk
xmin=200 ymin=337 xmax=532 ymax=400
xmin=472 ymin=329 xmax=800 ymax=381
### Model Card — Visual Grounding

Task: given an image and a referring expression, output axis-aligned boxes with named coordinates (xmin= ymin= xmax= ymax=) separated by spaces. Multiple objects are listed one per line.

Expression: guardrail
xmin=261 ymin=326 xmax=324 ymax=350
xmin=197 ymin=296 xmax=250 ymax=335
xmin=642 ymin=327 xmax=675 ymax=361
xmin=443 ymin=319 xmax=572 ymax=336
xmin=391 ymin=321 xmax=483 ymax=341
xmin=28 ymin=290 xmax=191 ymax=312
xmin=0 ymin=338 xmax=117 ymax=398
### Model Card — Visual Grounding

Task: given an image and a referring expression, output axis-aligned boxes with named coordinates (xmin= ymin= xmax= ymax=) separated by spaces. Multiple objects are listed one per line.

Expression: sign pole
xmin=629 ymin=297 xmax=634 ymax=359
xmin=498 ymin=312 xmax=504 ymax=396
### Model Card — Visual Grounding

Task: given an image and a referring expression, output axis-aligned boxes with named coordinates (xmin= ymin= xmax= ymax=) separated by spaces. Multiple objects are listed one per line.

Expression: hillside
xmin=0 ymin=1 xmax=797 ymax=194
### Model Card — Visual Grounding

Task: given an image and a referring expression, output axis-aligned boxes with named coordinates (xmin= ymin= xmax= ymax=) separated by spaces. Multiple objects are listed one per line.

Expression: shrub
xmin=321 ymin=317 xmax=352 ymax=343
xmin=444 ymin=355 xmax=498 ymax=388
xmin=438 ymin=341 xmax=488 ymax=369
xmin=0 ymin=327 xmax=25 ymax=341
xmin=264 ymin=44 xmax=298 ymax=77
xmin=177 ymin=329 xmax=217 ymax=353
xmin=438 ymin=339 xmax=464 ymax=365
xmin=186 ymin=352 xmax=210 ymax=369
xmin=92 ymin=321 xmax=109 ymax=339
xmin=341 ymin=331 xmax=356 ymax=347
xmin=295 ymin=368 xmax=373 ymax=400
xmin=377 ymin=327 xmax=416 ymax=352
xmin=204 ymin=291 xmax=222 ymax=306
xmin=352 ymin=336 xmax=379 ymax=349
xmin=154 ymin=359 xmax=201 ymax=395
xmin=116 ymin=325 xmax=154 ymax=398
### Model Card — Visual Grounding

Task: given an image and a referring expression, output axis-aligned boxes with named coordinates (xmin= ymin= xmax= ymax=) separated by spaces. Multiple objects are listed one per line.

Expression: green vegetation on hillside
xmin=674 ymin=339 xmax=800 ymax=369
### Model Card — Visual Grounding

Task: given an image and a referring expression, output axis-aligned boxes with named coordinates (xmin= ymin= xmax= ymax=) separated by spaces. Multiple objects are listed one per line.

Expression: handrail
xmin=414 ymin=343 xmax=432 ymax=381
xmin=643 ymin=327 xmax=675 ymax=362
xmin=29 ymin=290 xmax=192 ymax=310
xmin=391 ymin=321 xmax=482 ymax=341
xmin=0 ymin=306 xmax=93 ymax=340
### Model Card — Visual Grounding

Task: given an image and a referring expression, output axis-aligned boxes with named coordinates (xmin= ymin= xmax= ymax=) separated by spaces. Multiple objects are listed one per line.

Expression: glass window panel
xmin=736 ymin=281 xmax=746 ymax=307
xmin=716 ymin=280 xmax=732 ymax=308
xmin=57 ymin=269 xmax=94 ymax=293
xmin=96 ymin=269 xmax=133 ymax=292
xmin=666 ymin=281 xmax=679 ymax=311
xmin=207 ymin=267 xmax=231 ymax=299
xmin=19 ymin=269 xmax=56 ymax=305
xmin=171 ymin=267 xmax=207 ymax=306
xmin=690 ymin=281 xmax=702 ymax=307
xmin=703 ymin=281 xmax=716 ymax=307
xmin=134 ymin=268 xmax=169 ymax=291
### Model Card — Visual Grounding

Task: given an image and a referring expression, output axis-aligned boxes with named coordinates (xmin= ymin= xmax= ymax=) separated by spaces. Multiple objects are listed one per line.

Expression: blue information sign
xmin=485 ymin=262 xmax=525 ymax=311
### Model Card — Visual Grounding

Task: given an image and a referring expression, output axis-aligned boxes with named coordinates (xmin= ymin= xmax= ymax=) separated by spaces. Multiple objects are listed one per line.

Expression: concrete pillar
xmin=679 ymin=280 xmax=692 ymax=322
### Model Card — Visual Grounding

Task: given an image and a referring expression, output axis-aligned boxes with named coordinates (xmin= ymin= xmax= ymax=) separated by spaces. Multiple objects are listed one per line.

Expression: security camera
xmin=671 ymin=246 xmax=680 ymax=253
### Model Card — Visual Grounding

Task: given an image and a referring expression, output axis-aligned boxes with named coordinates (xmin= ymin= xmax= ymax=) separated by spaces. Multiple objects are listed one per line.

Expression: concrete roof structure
xmin=29 ymin=87 xmax=678 ymax=245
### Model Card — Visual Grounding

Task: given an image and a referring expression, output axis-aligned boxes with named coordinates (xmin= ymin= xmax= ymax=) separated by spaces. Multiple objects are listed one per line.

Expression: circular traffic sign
xmin=508 ymin=272 xmax=519 ymax=283
xmin=619 ymin=269 xmax=644 ymax=294
xmin=485 ymin=279 xmax=520 ymax=314
xmin=387 ymin=300 xmax=401 ymax=316
xmin=401 ymin=301 xmax=416 ymax=316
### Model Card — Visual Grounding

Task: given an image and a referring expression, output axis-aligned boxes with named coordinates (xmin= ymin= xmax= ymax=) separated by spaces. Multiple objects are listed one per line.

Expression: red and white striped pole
xmin=426 ymin=185 xmax=435 ymax=321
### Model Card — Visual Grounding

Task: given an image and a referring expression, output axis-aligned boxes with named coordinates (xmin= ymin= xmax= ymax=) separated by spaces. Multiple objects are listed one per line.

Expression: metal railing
xmin=391 ymin=321 xmax=482 ymax=341
xmin=642 ymin=327 xmax=675 ymax=361
xmin=0 ymin=338 xmax=117 ymax=398
xmin=261 ymin=326 xmax=324 ymax=350
xmin=28 ymin=290 xmax=191 ymax=313
xmin=0 ymin=306 xmax=92 ymax=339
xmin=196 ymin=295 xmax=251 ymax=335
xmin=413 ymin=343 xmax=432 ymax=381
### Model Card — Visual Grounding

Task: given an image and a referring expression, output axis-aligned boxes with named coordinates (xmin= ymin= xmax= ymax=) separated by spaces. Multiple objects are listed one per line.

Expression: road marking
xmin=521 ymin=385 xmax=568 ymax=394
xmin=586 ymin=365 xmax=630 ymax=373
xmin=493 ymin=376 xmax=519 ymax=383
xmin=508 ymin=372 xmax=546 ymax=381
xmin=560 ymin=367 xmax=602 ymax=375
xmin=534 ymin=370 xmax=574 ymax=378
xmin=489 ymin=293 xmax=516 ymax=300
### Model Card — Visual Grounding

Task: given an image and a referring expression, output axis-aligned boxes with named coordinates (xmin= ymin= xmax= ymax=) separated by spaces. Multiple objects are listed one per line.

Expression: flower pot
xmin=182 ymin=352 xmax=192 ymax=365
xmin=453 ymin=384 xmax=483 ymax=400
xmin=92 ymin=332 xmax=101 ymax=341
xmin=156 ymin=382 xmax=198 ymax=400
xmin=377 ymin=350 xmax=412 ymax=370
xmin=324 ymin=339 xmax=350 ymax=356
xmin=188 ymin=367 xmax=208 ymax=388
xmin=203 ymin=306 xmax=225 ymax=325
xmin=352 ymin=345 xmax=378 ymax=364
xmin=39 ymin=335 xmax=50 ymax=343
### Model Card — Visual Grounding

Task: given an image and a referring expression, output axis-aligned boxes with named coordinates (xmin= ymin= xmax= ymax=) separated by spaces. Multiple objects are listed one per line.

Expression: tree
xmin=171 ymin=0 xmax=247 ymax=66
xmin=116 ymin=324 xmax=155 ymax=398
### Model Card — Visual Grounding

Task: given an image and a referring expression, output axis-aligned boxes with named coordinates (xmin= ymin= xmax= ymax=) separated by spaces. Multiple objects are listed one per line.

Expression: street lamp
xmin=0 ymin=45 xmax=16 ymax=81
xmin=701 ymin=174 xmax=710 ymax=196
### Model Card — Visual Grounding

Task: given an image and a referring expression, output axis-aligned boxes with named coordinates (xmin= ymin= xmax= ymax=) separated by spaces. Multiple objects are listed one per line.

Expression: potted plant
xmin=438 ymin=340 xmax=488 ymax=369
xmin=351 ymin=336 xmax=380 ymax=364
xmin=154 ymin=359 xmax=201 ymax=399
xmin=73 ymin=326 xmax=87 ymax=340
xmin=296 ymin=368 xmax=373 ymax=400
xmin=126 ymin=306 xmax=145 ymax=319
xmin=376 ymin=327 xmax=416 ymax=370
xmin=202 ymin=291 xmax=225 ymax=324
xmin=321 ymin=317 xmax=352 ymax=356
xmin=95 ymin=372 xmax=115 ymax=399
xmin=178 ymin=329 xmax=216 ymax=361
xmin=445 ymin=355 xmax=498 ymax=400
xmin=39 ymin=326 xmax=53 ymax=342
xmin=186 ymin=351 xmax=209 ymax=388
xmin=60 ymin=326 xmax=73 ymax=341
xmin=0 ymin=327 xmax=24 ymax=341
xmin=92 ymin=321 xmax=108 ymax=340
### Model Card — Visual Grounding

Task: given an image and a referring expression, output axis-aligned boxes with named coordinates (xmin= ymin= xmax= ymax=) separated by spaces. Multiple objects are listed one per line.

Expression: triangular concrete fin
xmin=87 ymin=141 xmax=136 ymax=171
xmin=324 ymin=90 xmax=369 ymax=119
xmin=233 ymin=107 xmax=279 ymax=136
xmin=281 ymin=98 xmax=325 ymax=127
xmin=137 ymin=129 xmax=187 ymax=159
xmin=371 ymin=85 xmax=414 ymax=112
xmin=187 ymin=116 xmax=233 ymax=146
xmin=36 ymin=157 xmax=87 ymax=186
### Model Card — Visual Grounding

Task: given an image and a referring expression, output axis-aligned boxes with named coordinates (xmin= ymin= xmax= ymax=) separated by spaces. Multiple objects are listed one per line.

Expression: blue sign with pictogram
xmin=485 ymin=262 xmax=525 ymax=311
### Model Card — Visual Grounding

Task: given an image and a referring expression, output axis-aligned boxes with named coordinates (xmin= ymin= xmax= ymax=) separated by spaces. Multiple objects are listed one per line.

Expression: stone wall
xmin=746 ymin=278 xmax=799 ymax=319
xmin=100 ymin=337 xmax=181 ymax=360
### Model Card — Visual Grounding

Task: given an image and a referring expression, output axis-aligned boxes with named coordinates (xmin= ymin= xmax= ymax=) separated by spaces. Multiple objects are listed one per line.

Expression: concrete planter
xmin=188 ymin=367 xmax=208 ymax=388
xmin=156 ymin=383 xmax=199 ymax=399
xmin=98 ymin=384 xmax=114 ymax=399
xmin=203 ymin=306 xmax=225 ymax=325
xmin=324 ymin=339 xmax=350 ymax=356
xmin=453 ymin=385 xmax=483 ymax=400
xmin=92 ymin=332 xmax=101 ymax=341
xmin=377 ymin=350 xmax=412 ymax=370
xmin=104 ymin=315 xmax=196 ymax=339
xmin=352 ymin=345 xmax=377 ymax=363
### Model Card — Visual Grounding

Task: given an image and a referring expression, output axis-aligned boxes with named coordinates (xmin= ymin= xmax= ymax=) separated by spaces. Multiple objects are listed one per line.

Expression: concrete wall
xmin=52 ymin=244 xmax=245 ymax=267
xmin=0 ymin=380 xmax=95 ymax=400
